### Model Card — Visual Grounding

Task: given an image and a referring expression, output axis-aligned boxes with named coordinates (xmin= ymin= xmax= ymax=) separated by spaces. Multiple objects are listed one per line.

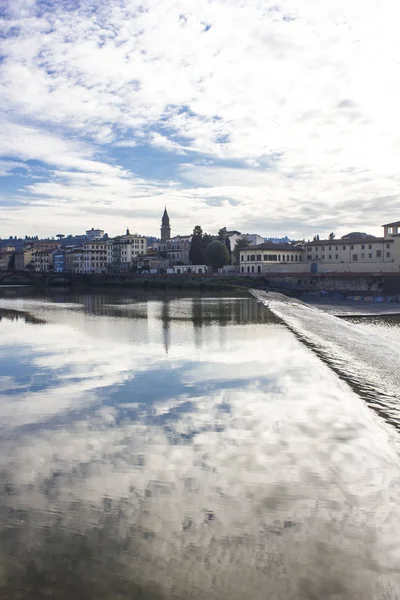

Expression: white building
xmin=227 ymin=233 xmax=264 ymax=253
xmin=106 ymin=230 xmax=147 ymax=272
xmin=83 ymin=241 xmax=108 ymax=273
xmin=86 ymin=228 xmax=105 ymax=241
xmin=240 ymin=243 xmax=305 ymax=274
xmin=173 ymin=265 xmax=208 ymax=274
xmin=33 ymin=250 xmax=54 ymax=272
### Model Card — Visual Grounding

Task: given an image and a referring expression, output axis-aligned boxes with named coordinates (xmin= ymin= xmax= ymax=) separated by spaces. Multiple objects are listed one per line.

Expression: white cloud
xmin=1 ymin=0 xmax=400 ymax=236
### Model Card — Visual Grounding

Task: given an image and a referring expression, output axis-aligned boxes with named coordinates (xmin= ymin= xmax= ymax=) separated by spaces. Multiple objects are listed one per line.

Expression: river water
xmin=0 ymin=289 xmax=400 ymax=599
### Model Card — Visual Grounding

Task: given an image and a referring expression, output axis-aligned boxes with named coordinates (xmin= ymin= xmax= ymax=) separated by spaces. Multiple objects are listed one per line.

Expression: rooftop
xmin=382 ymin=220 xmax=400 ymax=227
xmin=306 ymin=236 xmax=390 ymax=246
xmin=242 ymin=243 xmax=304 ymax=251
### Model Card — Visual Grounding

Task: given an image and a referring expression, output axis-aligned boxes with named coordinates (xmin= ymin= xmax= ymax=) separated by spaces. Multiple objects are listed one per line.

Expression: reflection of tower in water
xmin=192 ymin=297 xmax=204 ymax=349
xmin=161 ymin=297 xmax=171 ymax=354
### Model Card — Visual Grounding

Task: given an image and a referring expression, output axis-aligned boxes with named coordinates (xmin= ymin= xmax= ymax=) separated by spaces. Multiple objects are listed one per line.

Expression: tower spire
xmin=161 ymin=207 xmax=171 ymax=241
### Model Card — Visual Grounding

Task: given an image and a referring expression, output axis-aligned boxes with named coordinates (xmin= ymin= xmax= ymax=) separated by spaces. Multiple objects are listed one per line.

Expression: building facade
xmin=53 ymin=250 xmax=66 ymax=273
xmin=173 ymin=265 xmax=208 ymax=274
xmin=106 ymin=230 xmax=147 ymax=272
xmin=30 ymin=240 xmax=60 ymax=253
xmin=86 ymin=228 xmax=105 ymax=241
xmin=14 ymin=250 xmax=33 ymax=270
xmin=156 ymin=235 xmax=192 ymax=266
xmin=65 ymin=248 xmax=84 ymax=273
xmin=83 ymin=241 xmax=108 ymax=274
xmin=33 ymin=250 xmax=54 ymax=272
xmin=0 ymin=247 xmax=15 ymax=271
xmin=240 ymin=243 xmax=305 ymax=274
xmin=304 ymin=232 xmax=399 ymax=273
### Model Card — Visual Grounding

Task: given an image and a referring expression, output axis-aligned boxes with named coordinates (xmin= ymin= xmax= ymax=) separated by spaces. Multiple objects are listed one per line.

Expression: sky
xmin=1 ymin=0 xmax=400 ymax=240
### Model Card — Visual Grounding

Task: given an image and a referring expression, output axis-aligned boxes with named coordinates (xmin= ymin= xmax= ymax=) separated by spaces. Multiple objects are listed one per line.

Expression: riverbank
xmin=0 ymin=271 xmax=263 ymax=292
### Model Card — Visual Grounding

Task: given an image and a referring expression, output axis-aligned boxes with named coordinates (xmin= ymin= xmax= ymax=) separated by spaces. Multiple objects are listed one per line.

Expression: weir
xmin=252 ymin=290 xmax=400 ymax=431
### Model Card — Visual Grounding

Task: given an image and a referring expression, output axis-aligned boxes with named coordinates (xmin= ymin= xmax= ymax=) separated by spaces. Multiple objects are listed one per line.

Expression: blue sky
xmin=1 ymin=0 xmax=400 ymax=239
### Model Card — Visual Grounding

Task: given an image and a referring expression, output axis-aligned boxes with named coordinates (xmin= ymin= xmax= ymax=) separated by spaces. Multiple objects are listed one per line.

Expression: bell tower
xmin=161 ymin=207 xmax=171 ymax=241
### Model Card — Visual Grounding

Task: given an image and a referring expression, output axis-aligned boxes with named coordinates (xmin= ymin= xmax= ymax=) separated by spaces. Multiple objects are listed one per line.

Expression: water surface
xmin=1 ymin=291 xmax=400 ymax=599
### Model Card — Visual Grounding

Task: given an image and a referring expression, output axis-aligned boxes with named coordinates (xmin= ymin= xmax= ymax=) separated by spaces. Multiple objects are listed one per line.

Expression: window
xmin=368 ymin=253 xmax=372 ymax=258
xmin=322 ymin=255 xmax=325 ymax=260
xmin=291 ymin=255 xmax=294 ymax=261
xmin=247 ymin=266 xmax=250 ymax=273
xmin=361 ymin=253 xmax=365 ymax=259
xmin=241 ymin=266 xmax=244 ymax=273
xmin=250 ymin=255 xmax=255 ymax=261
xmin=278 ymin=254 xmax=281 ymax=261
xmin=251 ymin=266 xmax=255 ymax=273
xmin=335 ymin=246 xmax=338 ymax=250
xmin=241 ymin=255 xmax=244 ymax=262
xmin=328 ymin=246 xmax=331 ymax=251
xmin=386 ymin=243 xmax=391 ymax=249
xmin=386 ymin=252 xmax=390 ymax=258
xmin=351 ymin=245 xmax=354 ymax=250
xmin=388 ymin=227 xmax=393 ymax=234
xmin=307 ymin=247 xmax=312 ymax=252
xmin=343 ymin=245 xmax=346 ymax=250
xmin=256 ymin=254 xmax=262 ymax=261
xmin=257 ymin=266 xmax=261 ymax=273
xmin=361 ymin=244 xmax=365 ymax=250
xmin=368 ymin=244 xmax=372 ymax=250
xmin=263 ymin=255 xmax=268 ymax=261
xmin=376 ymin=250 xmax=382 ymax=258
xmin=328 ymin=255 xmax=331 ymax=259
xmin=352 ymin=254 xmax=358 ymax=261
xmin=295 ymin=255 xmax=298 ymax=261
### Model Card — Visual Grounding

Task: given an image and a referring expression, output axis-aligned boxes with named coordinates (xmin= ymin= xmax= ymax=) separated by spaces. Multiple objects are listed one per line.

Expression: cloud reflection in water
xmin=0 ymin=294 xmax=399 ymax=599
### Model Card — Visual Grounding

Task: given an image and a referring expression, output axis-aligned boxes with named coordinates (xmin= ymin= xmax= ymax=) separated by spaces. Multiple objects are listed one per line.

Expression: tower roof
xmin=162 ymin=207 xmax=170 ymax=225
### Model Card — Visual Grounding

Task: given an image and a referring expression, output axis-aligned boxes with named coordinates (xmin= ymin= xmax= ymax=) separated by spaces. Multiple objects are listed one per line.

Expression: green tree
xmin=233 ymin=237 xmax=249 ymax=265
xmin=205 ymin=240 xmax=230 ymax=270
xmin=189 ymin=225 xmax=204 ymax=265
xmin=218 ymin=227 xmax=227 ymax=241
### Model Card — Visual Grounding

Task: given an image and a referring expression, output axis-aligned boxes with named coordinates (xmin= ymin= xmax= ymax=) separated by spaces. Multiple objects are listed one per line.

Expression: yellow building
xmin=240 ymin=243 xmax=305 ymax=274
xmin=14 ymin=249 xmax=33 ymax=270
xmin=304 ymin=224 xmax=400 ymax=273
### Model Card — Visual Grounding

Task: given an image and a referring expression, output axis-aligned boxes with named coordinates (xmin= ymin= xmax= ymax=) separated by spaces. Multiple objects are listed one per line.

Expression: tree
xmin=233 ymin=237 xmax=250 ymax=265
xmin=193 ymin=225 xmax=203 ymax=237
xmin=56 ymin=234 xmax=65 ymax=240
xmin=218 ymin=227 xmax=227 ymax=241
xmin=189 ymin=225 xmax=204 ymax=265
xmin=205 ymin=240 xmax=230 ymax=270
xmin=329 ymin=232 xmax=335 ymax=240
